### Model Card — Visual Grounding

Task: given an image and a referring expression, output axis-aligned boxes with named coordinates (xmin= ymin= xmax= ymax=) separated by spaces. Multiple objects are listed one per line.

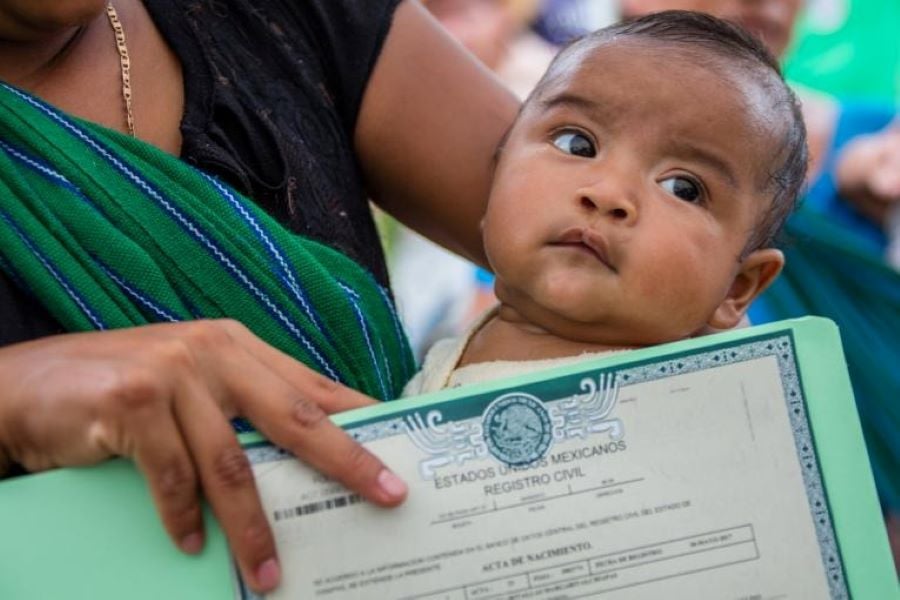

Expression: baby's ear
xmin=707 ymin=248 xmax=785 ymax=330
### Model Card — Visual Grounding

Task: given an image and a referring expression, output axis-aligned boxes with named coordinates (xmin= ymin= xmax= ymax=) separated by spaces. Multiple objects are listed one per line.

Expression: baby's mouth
xmin=552 ymin=227 xmax=617 ymax=272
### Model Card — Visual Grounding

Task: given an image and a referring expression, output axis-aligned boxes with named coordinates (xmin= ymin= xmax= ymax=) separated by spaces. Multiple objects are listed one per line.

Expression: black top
xmin=0 ymin=0 xmax=400 ymax=346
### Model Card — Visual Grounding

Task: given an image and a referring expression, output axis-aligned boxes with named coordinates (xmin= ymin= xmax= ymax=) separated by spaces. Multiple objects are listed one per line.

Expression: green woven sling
xmin=0 ymin=83 xmax=414 ymax=408
xmin=754 ymin=210 xmax=900 ymax=511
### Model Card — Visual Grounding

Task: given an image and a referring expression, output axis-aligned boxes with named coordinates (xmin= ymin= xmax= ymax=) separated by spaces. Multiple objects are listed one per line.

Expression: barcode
xmin=273 ymin=493 xmax=364 ymax=522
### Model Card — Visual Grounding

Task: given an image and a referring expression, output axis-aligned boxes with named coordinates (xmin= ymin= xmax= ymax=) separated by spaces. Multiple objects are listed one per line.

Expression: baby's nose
xmin=578 ymin=188 xmax=638 ymax=224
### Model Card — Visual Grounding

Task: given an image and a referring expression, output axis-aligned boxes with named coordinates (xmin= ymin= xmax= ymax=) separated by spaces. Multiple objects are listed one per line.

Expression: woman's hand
xmin=0 ymin=320 xmax=407 ymax=594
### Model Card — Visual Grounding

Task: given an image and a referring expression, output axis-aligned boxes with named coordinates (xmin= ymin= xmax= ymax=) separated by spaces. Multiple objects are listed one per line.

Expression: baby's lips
xmin=580 ymin=228 xmax=616 ymax=272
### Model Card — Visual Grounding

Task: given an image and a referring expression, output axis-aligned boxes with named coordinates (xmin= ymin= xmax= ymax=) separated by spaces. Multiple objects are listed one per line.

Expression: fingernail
xmin=377 ymin=468 xmax=408 ymax=499
xmin=255 ymin=558 xmax=281 ymax=591
xmin=180 ymin=532 xmax=204 ymax=554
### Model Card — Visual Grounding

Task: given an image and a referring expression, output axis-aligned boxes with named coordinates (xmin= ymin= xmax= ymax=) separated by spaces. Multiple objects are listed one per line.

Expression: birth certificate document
xmin=237 ymin=330 xmax=850 ymax=599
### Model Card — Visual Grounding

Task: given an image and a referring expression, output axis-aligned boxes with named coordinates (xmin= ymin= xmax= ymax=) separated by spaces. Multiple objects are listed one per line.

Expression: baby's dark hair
xmin=528 ymin=10 xmax=808 ymax=252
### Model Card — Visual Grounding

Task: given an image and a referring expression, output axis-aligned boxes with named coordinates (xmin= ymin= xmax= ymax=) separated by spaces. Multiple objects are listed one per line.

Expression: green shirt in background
xmin=785 ymin=0 xmax=900 ymax=104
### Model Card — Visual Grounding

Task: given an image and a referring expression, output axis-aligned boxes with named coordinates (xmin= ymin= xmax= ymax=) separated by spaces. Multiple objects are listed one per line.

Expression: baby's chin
xmin=526 ymin=314 xmax=700 ymax=352
xmin=495 ymin=289 xmax=724 ymax=349
xmin=575 ymin=317 xmax=723 ymax=350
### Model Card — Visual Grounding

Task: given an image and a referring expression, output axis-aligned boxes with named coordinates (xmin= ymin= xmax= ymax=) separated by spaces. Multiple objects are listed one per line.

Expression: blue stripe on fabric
xmin=0 ymin=253 xmax=28 ymax=292
xmin=0 ymin=209 xmax=106 ymax=330
xmin=377 ymin=284 xmax=414 ymax=381
xmin=338 ymin=281 xmax=388 ymax=400
xmin=373 ymin=324 xmax=394 ymax=397
xmin=0 ymin=139 xmax=83 ymax=197
xmin=4 ymin=85 xmax=343 ymax=383
xmin=2 ymin=140 xmax=189 ymax=325
xmin=202 ymin=173 xmax=330 ymax=337
xmin=96 ymin=261 xmax=181 ymax=323
xmin=357 ymin=286 xmax=395 ymax=395
xmin=230 ymin=417 xmax=256 ymax=434
xmin=0 ymin=140 xmax=108 ymax=226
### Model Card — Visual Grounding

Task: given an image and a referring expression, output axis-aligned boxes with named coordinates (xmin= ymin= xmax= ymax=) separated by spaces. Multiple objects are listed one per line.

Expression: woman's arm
xmin=355 ymin=0 xmax=520 ymax=267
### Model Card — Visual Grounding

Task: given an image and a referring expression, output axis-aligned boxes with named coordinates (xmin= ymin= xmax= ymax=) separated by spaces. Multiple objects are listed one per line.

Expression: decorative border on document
xmin=244 ymin=332 xmax=848 ymax=599
xmin=616 ymin=334 xmax=846 ymax=598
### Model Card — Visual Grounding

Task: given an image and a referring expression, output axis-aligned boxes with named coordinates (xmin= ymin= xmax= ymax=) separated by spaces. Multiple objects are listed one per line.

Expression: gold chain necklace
xmin=105 ymin=3 xmax=135 ymax=136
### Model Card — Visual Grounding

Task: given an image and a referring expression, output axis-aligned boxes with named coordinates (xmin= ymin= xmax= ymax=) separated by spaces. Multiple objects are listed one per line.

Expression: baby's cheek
xmin=641 ymin=259 xmax=702 ymax=304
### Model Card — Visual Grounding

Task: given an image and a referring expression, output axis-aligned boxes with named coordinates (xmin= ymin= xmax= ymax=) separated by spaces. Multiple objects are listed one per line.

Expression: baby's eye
xmin=551 ymin=131 xmax=596 ymax=158
xmin=660 ymin=176 xmax=703 ymax=203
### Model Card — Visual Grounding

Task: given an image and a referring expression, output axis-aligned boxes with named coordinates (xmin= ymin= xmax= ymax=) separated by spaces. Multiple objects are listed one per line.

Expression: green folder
xmin=1 ymin=317 xmax=896 ymax=598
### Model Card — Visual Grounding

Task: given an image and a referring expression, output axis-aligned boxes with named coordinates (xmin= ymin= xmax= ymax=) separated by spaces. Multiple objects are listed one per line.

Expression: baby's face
xmin=483 ymin=40 xmax=781 ymax=347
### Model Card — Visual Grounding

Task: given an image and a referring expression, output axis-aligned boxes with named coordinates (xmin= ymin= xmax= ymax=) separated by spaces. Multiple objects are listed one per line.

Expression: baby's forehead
xmin=528 ymin=37 xmax=792 ymax=183
xmin=541 ymin=36 xmax=765 ymax=99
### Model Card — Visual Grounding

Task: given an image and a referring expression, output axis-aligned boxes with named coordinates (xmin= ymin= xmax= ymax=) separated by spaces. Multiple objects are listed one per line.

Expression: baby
xmin=404 ymin=10 xmax=807 ymax=394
